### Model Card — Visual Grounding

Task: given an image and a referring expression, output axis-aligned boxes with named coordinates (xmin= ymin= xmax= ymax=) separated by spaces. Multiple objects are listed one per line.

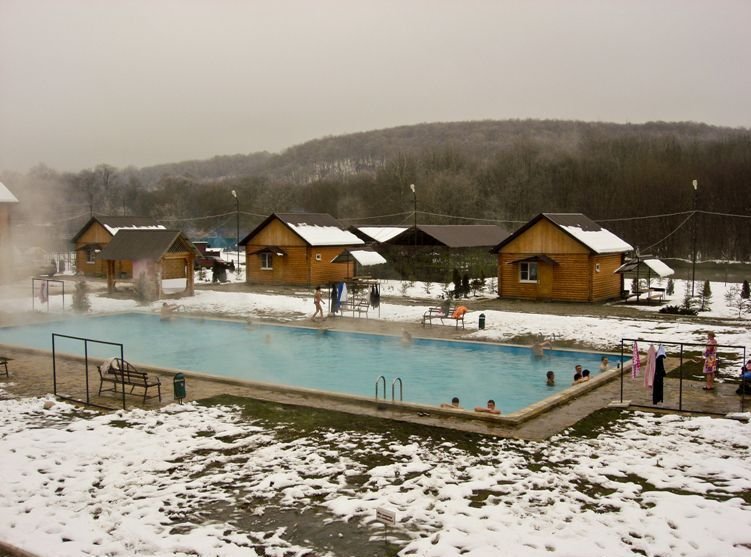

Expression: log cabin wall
xmin=245 ymin=219 xmax=352 ymax=286
xmin=498 ymin=219 xmax=624 ymax=302
xmin=75 ymin=222 xmax=111 ymax=276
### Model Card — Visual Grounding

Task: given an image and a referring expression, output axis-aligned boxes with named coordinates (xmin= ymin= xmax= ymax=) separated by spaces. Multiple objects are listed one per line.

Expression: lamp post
xmin=410 ymin=183 xmax=417 ymax=250
xmin=231 ymin=190 xmax=240 ymax=274
xmin=691 ymin=179 xmax=698 ymax=297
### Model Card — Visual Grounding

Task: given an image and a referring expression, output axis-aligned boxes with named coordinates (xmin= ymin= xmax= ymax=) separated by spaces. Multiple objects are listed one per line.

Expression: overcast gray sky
xmin=1 ymin=0 xmax=749 ymax=173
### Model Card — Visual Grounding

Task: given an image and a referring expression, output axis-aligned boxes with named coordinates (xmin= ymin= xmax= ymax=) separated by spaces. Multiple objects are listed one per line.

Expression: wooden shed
xmin=240 ymin=213 xmax=365 ymax=287
xmin=96 ymin=229 xmax=198 ymax=297
xmin=491 ymin=213 xmax=633 ymax=303
xmin=378 ymin=224 xmax=511 ymax=282
xmin=0 ymin=182 xmax=19 ymax=283
xmin=72 ymin=216 xmax=165 ymax=277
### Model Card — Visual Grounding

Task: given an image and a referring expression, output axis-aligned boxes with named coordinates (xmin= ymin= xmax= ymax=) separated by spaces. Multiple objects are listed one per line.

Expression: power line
xmin=639 ymin=213 xmax=695 ymax=253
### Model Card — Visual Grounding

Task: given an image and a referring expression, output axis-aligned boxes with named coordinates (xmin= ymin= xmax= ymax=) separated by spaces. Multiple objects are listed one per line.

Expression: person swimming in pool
xmin=441 ymin=397 xmax=461 ymax=409
xmin=546 ymin=370 xmax=555 ymax=386
xmin=474 ymin=399 xmax=501 ymax=415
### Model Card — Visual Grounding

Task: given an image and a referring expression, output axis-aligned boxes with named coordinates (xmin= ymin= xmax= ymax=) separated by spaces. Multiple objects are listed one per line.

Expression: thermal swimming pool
xmin=0 ymin=313 xmax=615 ymax=413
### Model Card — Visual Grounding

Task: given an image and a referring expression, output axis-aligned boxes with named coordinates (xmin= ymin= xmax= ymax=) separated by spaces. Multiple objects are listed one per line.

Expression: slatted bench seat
xmin=422 ymin=305 xmax=466 ymax=329
xmin=0 ymin=356 xmax=11 ymax=377
xmin=97 ymin=358 xmax=161 ymax=403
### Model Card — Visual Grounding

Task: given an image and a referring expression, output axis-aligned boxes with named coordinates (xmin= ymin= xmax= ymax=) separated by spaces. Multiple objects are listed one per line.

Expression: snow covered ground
xmin=1 ymin=274 xmax=750 ymax=556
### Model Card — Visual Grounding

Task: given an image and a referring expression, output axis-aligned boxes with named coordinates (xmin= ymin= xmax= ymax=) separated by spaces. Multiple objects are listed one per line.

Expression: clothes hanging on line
xmin=644 ymin=344 xmax=657 ymax=388
xmin=631 ymin=341 xmax=641 ymax=379
xmin=653 ymin=344 xmax=667 ymax=404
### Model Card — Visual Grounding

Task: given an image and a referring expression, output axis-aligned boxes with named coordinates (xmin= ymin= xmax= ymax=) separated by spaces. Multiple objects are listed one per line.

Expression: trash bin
xmin=479 ymin=313 xmax=486 ymax=330
xmin=173 ymin=372 xmax=186 ymax=403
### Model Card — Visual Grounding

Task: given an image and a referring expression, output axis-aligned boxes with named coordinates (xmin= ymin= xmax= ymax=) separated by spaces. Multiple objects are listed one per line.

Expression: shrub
xmin=659 ymin=304 xmax=698 ymax=316
xmin=699 ymin=280 xmax=712 ymax=311
xmin=742 ymin=280 xmax=750 ymax=299
xmin=666 ymin=277 xmax=674 ymax=296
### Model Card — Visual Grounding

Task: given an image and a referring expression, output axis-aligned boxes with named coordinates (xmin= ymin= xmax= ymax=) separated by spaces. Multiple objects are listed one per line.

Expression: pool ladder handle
xmin=375 ymin=375 xmax=403 ymax=402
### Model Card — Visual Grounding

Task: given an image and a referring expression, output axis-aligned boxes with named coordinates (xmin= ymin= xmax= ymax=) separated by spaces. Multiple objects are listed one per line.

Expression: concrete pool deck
xmin=1 ymin=314 xmax=747 ymax=440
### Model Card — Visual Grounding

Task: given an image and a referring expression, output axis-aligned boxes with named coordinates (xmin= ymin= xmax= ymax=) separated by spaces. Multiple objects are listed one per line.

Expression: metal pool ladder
xmin=375 ymin=375 xmax=403 ymax=402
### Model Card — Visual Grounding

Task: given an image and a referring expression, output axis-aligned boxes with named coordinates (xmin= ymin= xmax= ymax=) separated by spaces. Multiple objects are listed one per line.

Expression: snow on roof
xmin=0 ymin=182 xmax=19 ymax=203
xmin=559 ymin=224 xmax=633 ymax=254
xmin=287 ymin=222 xmax=364 ymax=246
xmin=357 ymin=226 xmax=408 ymax=243
xmin=104 ymin=224 xmax=166 ymax=236
xmin=342 ymin=249 xmax=387 ymax=266
xmin=644 ymin=258 xmax=675 ymax=277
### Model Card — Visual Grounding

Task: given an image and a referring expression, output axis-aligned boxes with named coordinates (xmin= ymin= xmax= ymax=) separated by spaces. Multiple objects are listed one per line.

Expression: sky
xmin=1 ymin=0 xmax=750 ymax=173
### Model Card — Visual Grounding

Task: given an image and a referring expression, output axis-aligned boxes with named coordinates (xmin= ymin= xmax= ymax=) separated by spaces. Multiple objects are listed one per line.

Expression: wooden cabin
xmin=96 ymin=229 xmax=198 ymax=297
xmin=72 ymin=216 xmax=165 ymax=277
xmin=240 ymin=213 xmax=365 ymax=287
xmin=0 ymin=182 xmax=19 ymax=283
xmin=491 ymin=213 xmax=633 ymax=303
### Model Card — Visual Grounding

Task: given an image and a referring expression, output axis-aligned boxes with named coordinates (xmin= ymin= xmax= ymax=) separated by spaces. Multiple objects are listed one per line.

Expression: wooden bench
xmin=97 ymin=358 xmax=161 ymax=403
xmin=422 ymin=305 xmax=466 ymax=329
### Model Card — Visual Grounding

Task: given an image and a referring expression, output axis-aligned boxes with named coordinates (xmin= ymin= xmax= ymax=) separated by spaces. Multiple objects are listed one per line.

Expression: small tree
xmin=470 ymin=278 xmax=484 ymax=296
xmin=71 ymin=279 xmax=90 ymax=313
xmin=725 ymin=285 xmax=751 ymax=318
xmin=423 ymin=280 xmax=432 ymax=295
xmin=461 ymin=273 xmax=470 ymax=298
xmin=742 ymin=280 xmax=750 ymax=299
xmin=681 ymin=280 xmax=697 ymax=313
xmin=699 ymin=280 xmax=712 ymax=312
xmin=666 ymin=277 xmax=674 ymax=296
xmin=452 ymin=268 xmax=462 ymax=298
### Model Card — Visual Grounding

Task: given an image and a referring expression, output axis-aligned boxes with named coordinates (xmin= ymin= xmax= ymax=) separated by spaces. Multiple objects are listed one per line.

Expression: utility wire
xmin=639 ymin=213 xmax=695 ymax=253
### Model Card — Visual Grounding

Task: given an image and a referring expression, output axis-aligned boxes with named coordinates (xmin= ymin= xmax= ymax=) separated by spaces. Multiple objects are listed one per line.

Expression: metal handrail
xmin=375 ymin=375 xmax=386 ymax=400
xmin=391 ymin=377 xmax=403 ymax=401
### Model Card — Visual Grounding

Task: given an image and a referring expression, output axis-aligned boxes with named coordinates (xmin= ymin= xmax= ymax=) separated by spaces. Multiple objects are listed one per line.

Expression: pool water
xmin=0 ymin=314 xmax=613 ymax=413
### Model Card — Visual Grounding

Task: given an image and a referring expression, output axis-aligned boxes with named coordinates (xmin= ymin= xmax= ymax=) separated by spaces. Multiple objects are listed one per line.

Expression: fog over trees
xmin=2 ymin=119 xmax=750 ymax=260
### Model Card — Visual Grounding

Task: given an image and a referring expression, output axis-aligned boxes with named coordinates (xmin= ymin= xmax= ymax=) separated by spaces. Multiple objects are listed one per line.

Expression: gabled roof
xmin=0 ymin=182 xmax=19 ymax=203
xmin=386 ymin=224 xmax=511 ymax=248
xmin=97 ymin=229 xmax=199 ymax=261
xmin=492 ymin=213 xmax=633 ymax=254
xmin=240 ymin=213 xmax=364 ymax=247
xmin=330 ymin=248 xmax=387 ymax=266
xmin=353 ymin=225 xmax=409 ymax=243
xmin=72 ymin=215 xmax=165 ymax=242
xmin=614 ymin=258 xmax=674 ymax=277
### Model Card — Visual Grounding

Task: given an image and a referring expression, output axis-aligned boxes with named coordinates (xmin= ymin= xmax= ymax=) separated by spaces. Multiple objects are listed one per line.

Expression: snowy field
xmin=1 ymin=273 xmax=750 ymax=556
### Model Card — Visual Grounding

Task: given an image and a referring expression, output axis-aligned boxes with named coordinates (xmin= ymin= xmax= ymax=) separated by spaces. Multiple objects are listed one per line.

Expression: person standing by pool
xmin=312 ymin=286 xmax=325 ymax=321
xmin=474 ymin=400 xmax=501 ymax=414
xmin=531 ymin=339 xmax=552 ymax=357
xmin=702 ymin=332 xmax=718 ymax=391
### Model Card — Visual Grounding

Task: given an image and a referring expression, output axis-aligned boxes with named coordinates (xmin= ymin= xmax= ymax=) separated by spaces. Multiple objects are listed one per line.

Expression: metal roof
xmin=72 ymin=215 xmax=164 ymax=242
xmin=97 ymin=229 xmax=198 ymax=260
xmin=241 ymin=213 xmax=364 ymax=247
xmin=0 ymin=182 xmax=19 ymax=203
xmin=493 ymin=213 xmax=633 ymax=254
xmin=386 ymin=224 xmax=511 ymax=248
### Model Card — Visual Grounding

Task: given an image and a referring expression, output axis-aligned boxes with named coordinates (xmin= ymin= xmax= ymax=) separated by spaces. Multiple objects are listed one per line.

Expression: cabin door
xmin=538 ymin=264 xmax=553 ymax=299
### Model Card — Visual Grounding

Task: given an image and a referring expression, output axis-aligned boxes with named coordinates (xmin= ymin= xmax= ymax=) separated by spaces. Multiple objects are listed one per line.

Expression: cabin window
xmin=260 ymin=253 xmax=273 ymax=270
xmin=519 ymin=261 xmax=538 ymax=283
xmin=86 ymin=247 xmax=98 ymax=264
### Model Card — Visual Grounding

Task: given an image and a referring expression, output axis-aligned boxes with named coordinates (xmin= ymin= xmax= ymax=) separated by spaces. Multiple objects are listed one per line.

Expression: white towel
xmin=340 ymin=282 xmax=348 ymax=302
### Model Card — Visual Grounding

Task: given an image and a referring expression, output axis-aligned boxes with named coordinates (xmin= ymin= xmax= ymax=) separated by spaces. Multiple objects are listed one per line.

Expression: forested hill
xmin=134 ymin=119 xmax=745 ymax=185
xmin=3 ymin=119 xmax=751 ymax=261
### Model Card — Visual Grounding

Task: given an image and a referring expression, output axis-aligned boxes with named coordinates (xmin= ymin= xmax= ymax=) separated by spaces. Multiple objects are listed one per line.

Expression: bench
xmin=422 ymin=305 xmax=466 ymax=329
xmin=97 ymin=358 xmax=161 ymax=403
xmin=336 ymin=298 xmax=370 ymax=318
xmin=0 ymin=356 xmax=11 ymax=377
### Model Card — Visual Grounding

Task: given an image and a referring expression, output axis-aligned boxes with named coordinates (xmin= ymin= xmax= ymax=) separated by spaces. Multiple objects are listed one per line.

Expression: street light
xmin=231 ymin=190 xmax=240 ymax=274
xmin=410 ymin=183 xmax=417 ymax=249
xmin=691 ymin=179 xmax=698 ymax=297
